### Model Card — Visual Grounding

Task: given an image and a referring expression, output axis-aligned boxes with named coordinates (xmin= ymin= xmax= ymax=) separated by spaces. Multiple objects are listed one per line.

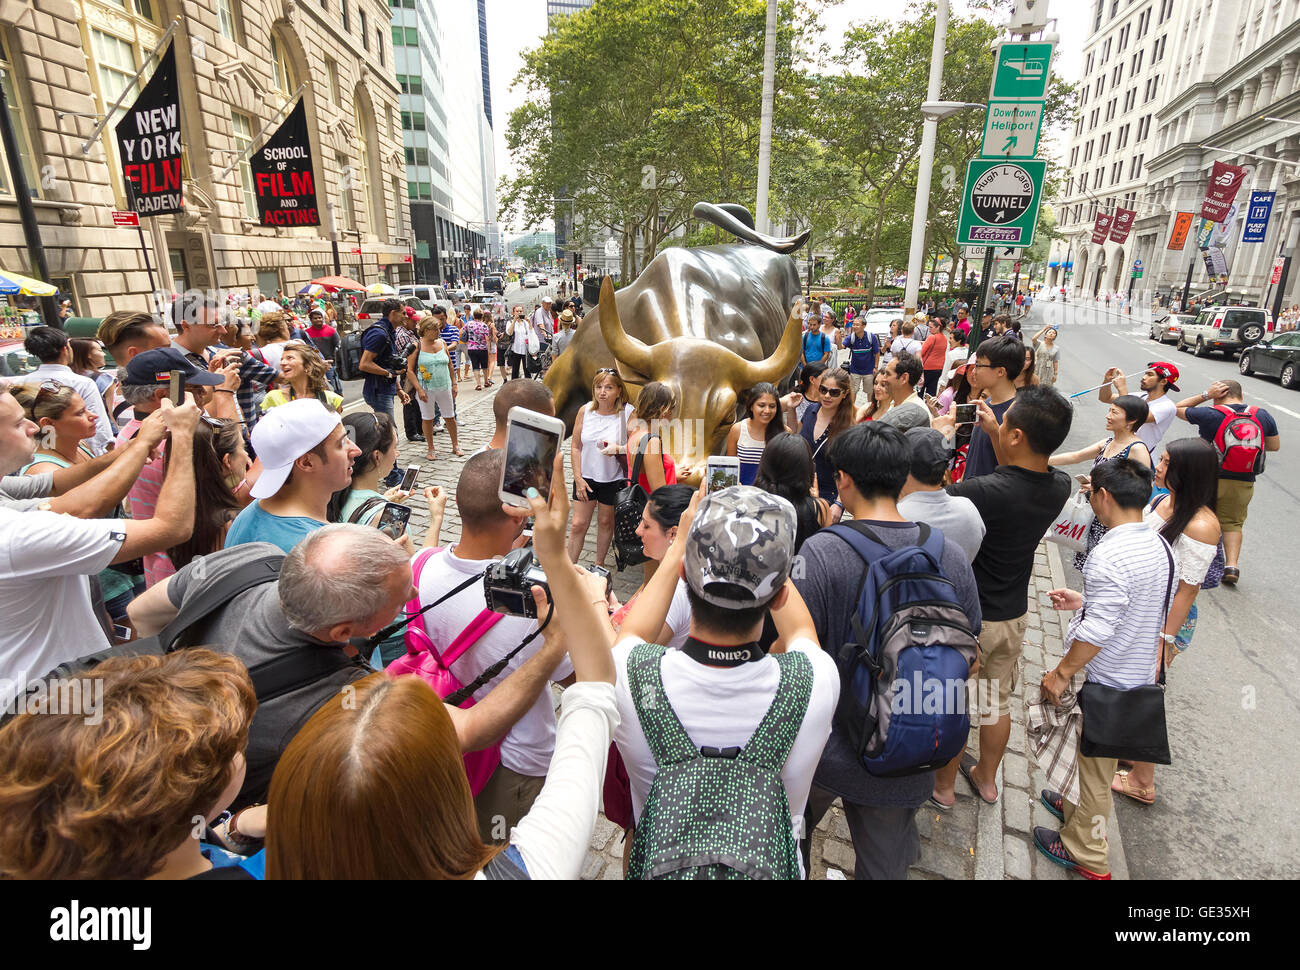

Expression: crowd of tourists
xmin=0 ymin=289 xmax=1281 ymax=882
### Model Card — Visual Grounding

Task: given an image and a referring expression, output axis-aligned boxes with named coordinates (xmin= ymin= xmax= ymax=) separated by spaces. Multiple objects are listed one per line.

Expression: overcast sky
xmin=485 ymin=0 xmax=1088 ymax=235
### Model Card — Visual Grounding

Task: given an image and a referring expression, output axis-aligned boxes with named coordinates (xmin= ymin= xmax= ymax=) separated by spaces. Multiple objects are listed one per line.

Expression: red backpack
xmin=1211 ymin=404 xmax=1266 ymax=475
xmin=386 ymin=548 xmax=506 ymax=795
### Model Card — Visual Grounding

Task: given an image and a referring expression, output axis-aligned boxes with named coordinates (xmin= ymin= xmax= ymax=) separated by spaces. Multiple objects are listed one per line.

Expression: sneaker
xmin=1032 ymin=826 xmax=1111 ymax=880
xmin=409 ymin=433 xmax=425 ymax=443
xmin=1040 ymin=789 xmax=1064 ymax=822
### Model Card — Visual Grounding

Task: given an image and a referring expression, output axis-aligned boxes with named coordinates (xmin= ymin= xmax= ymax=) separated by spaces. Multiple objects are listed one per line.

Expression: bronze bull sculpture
xmin=546 ymin=204 xmax=809 ymax=484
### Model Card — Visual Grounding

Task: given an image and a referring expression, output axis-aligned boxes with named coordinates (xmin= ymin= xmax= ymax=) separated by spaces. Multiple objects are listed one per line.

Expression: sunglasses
xmin=821 ymin=386 xmax=845 ymax=398
xmin=343 ymin=412 xmax=381 ymax=444
xmin=595 ymin=367 xmax=617 ymax=376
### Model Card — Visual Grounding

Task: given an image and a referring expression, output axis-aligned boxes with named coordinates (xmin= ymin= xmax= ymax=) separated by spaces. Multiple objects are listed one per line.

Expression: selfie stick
xmin=1067 ymin=371 xmax=1146 ymax=399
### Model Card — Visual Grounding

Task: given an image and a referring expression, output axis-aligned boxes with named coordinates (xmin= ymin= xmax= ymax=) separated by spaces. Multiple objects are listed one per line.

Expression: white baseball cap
xmin=249 ymin=399 xmax=341 ymax=500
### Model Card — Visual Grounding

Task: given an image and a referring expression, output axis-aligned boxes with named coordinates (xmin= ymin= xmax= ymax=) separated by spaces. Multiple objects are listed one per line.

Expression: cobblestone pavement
xmin=363 ymin=378 xmax=1128 ymax=880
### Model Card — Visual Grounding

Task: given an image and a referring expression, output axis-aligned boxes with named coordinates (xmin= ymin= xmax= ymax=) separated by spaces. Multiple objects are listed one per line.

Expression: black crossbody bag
xmin=1077 ymin=542 xmax=1175 ymax=765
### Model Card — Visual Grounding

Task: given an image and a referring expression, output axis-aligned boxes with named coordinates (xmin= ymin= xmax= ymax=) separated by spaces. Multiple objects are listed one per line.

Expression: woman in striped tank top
xmin=725 ymin=382 xmax=782 ymax=486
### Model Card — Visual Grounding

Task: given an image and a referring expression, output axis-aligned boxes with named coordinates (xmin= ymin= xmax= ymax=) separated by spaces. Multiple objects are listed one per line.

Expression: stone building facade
xmin=0 ymin=0 xmax=409 ymax=315
xmin=1135 ymin=2 xmax=1300 ymax=308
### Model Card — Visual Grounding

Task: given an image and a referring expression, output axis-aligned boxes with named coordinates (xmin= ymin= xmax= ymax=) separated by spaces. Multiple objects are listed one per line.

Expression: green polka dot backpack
xmin=625 ymin=642 xmax=813 ymax=880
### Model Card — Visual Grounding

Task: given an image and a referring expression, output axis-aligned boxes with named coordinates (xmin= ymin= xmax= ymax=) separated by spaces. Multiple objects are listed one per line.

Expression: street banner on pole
xmin=1091 ymin=212 xmax=1113 ymax=246
xmin=1242 ymin=190 xmax=1275 ymax=243
xmin=1167 ymin=211 xmax=1194 ymax=250
xmin=251 ymin=100 xmax=320 ymax=227
xmin=1272 ymin=256 xmax=1286 ymax=284
xmin=1109 ymin=208 xmax=1136 ymax=244
xmin=1200 ymin=160 xmax=1247 ymax=222
xmin=115 ymin=41 xmax=182 ymax=216
xmin=1194 ymin=216 xmax=1217 ymax=250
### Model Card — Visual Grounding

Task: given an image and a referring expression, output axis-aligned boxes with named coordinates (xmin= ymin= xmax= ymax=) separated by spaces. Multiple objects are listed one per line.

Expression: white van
xmin=399 ymin=284 xmax=450 ymax=311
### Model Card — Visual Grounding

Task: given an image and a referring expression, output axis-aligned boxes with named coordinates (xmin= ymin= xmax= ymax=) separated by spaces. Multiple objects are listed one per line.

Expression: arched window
xmin=271 ymin=34 xmax=294 ymax=98
xmin=80 ymin=0 xmax=165 ymax=205
xmin=353 ymin=100 xmax=371 ymax=235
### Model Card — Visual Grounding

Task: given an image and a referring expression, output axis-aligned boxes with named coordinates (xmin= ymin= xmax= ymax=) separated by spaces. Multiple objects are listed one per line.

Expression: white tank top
xmin=580 ymin=403 xmax=632 ymax=483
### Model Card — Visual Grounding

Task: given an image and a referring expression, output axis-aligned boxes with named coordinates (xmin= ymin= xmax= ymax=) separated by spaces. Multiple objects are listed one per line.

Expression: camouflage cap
xmin=684 ymin=485 xmax=797 ymax=608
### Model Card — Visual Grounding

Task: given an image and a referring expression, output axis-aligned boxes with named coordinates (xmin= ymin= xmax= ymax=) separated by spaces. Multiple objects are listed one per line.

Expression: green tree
xmin=501 ymin=0 xmax=814 ymax=280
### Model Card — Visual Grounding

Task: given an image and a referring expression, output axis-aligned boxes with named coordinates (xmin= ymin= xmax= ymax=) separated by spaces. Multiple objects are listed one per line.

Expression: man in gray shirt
xmin=876 ymin=353 xmax=932 ymax=432
xmin=897 ymin=427 xmax=985 ymax=563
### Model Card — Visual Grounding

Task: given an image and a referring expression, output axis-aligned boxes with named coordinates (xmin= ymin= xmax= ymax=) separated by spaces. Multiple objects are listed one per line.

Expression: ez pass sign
xmin=956 ymin=159 xmax=1046 ymax=247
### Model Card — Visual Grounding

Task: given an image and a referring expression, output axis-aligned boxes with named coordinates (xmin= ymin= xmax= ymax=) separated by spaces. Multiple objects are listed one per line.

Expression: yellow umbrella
xmin=0 ymin=270 xmax=58 ymax=297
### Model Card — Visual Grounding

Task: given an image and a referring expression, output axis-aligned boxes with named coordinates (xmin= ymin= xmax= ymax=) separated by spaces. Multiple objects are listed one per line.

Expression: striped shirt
xmin=736 ymin=419 xmax=765 ymax=485
xmin=116 ymin=417 xmax=173 ymax=587
xmin=1066 ymin=521 xmax=1175 ymax=689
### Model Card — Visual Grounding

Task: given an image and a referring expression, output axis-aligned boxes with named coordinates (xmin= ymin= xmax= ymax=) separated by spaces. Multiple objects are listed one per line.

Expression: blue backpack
xmin=826 ymin=522 xmax=979 ymax=777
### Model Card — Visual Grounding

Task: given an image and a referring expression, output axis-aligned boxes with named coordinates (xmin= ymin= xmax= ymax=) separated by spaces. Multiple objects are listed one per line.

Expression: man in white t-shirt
xmin=1098 ymin=361 xmax=1179 ymax=454
xmin=414 ymin=449 xmax=574 ymax=840
xmin=0 ymin=387 xmax=201 ymax=708
xmin=611 ymin=486 xmax=839 ymax=877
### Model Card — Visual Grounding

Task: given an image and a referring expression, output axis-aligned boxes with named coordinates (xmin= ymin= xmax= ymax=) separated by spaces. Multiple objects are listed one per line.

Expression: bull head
xmin=598 ymin=277 xmax=801 ymax=482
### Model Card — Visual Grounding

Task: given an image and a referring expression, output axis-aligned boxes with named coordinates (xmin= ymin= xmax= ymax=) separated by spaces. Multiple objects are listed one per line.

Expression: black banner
xmin=251 ymin=100 xmax=320 ymax=227
xmin=114 ymin=41 xmax=183 ymax=217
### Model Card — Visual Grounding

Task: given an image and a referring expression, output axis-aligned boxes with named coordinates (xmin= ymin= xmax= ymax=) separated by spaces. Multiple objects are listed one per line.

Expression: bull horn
xmin=597 ymin=276 xmax=653 ymax=377
xmin=740 ymin=304 xmax=803 ymax=387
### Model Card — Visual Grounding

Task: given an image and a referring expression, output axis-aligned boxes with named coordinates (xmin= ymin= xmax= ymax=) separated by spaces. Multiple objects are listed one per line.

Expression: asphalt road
xmin=339 ymin=280 xmax=559 ymax=411
xmin=1032 ymin=297 xmax=1300 ymax=880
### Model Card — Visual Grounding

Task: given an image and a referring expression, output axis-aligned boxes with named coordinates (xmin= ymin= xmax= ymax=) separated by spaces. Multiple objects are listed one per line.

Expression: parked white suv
xmin=1177 ymin=305 xmax=1270 ymax=358
xmin=398 ymin=284 xmax=450 ymax=312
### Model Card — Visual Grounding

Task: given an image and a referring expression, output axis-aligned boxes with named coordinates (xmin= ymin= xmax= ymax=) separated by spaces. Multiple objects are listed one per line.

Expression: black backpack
xmin=4 ymin=553 xmax=366 ymax=726
xmin=612 ymin=434 xmax=658 ymax=571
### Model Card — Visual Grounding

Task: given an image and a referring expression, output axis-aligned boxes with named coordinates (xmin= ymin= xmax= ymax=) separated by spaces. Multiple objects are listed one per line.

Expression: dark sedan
xmin=1239 ymin=331 xmax=1300 ymax=389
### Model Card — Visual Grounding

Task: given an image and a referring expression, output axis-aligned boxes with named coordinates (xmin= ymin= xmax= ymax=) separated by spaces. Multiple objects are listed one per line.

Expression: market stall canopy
xmin=309 ymin=275 xmax=366 ymax=292
xmin=0 ymin=271 xmax=58 ymax=296
xmin=365 ymin=282 xmax=397 ymax=296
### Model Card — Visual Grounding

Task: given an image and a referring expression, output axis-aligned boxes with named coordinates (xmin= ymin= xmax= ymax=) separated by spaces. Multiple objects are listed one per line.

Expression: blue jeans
xmin=363 ymin=385 xmax=395 ymax=420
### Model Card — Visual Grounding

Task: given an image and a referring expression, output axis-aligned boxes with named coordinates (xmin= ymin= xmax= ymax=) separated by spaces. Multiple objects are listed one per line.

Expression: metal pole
xmin=1127 ymin=249 xmax=1138 ymax=303
xmin=1271 ymin=257 xmax=1291 ymax=323
xmin=755 ymin=0 xmax=778 ymax=235
xmin=1181 ymin=257 xmax=1194 ymax=310
xmin=214 ymin=83 xmax=310 ymax=179
xmin=970 ymin=247 xmax=994 ymax=353
xmin=903 ymin=0 xmax=949 ymax=317
xmin=326 ymin=202 xmax=342 ymax=276
xmin=0 ymin=74 xmax=58 ymax=327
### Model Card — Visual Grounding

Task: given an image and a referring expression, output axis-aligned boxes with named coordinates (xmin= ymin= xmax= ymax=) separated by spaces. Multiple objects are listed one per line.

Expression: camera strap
xmin=357 ymin=571 xmax=481 ymax=659
xmin=443 ymin=600 xmax=554 ymax=706
xmin=681 ymin=636 xmax=765 ymax=668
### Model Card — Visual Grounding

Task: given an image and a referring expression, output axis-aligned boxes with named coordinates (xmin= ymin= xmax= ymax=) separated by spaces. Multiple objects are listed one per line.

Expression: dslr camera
xmin=484 ymin=546 xmax=612 ymax=619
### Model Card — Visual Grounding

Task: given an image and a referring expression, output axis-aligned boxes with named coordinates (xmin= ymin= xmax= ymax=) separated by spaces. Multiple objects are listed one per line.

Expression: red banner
xmin=1167 ymin=211 xmax=1194 ymax=250
xmin=1109 ymin=208 xmax=1136 ymax=244
xmin=1200 ymin=161 xmax=1247 ymax=222
xmin=1091 ymin=213 xmax=1113 ymax=246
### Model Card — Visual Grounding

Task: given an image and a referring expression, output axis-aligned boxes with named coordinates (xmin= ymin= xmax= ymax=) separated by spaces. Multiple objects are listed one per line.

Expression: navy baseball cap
xmin=122 ymin=347 xmax=225 ymax=387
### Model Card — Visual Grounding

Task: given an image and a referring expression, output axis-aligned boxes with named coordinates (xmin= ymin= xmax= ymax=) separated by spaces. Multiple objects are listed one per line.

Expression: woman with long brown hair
xmin=568 ymin=368 xmax=633 ymax=566
xmin=261 ymin=340 xmax=343 ymax=414
xmin=798 ymin=366 xmax=853 ymax=503
xmin=267 ymin=470 xmax=619 ymax=879
xmin=166 ymin=418 xmax=252 ymax=569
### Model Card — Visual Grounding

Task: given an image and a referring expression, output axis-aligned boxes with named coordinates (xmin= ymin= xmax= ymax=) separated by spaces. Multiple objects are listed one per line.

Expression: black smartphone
xmin=376 ymin=502 xmax=411 ymax=539
xmin=168 ymin=370 xmax=183 ymax=406
xmin=399 ymin=464 xmax=420 ymax=491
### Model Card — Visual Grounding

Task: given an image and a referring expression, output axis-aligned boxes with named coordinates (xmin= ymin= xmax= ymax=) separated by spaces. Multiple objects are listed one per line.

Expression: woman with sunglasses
xmin=13 ymin=381 xmax=137 ymax=625
xmin=798 ymin=366 xmax=853 ymax=504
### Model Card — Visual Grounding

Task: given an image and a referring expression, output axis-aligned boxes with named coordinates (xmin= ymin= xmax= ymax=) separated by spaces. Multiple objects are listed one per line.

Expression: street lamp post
xmin=755 ymin=0 xmax=778 ymax=235
xmin=903 ymin=0 xmax=951 ymax=317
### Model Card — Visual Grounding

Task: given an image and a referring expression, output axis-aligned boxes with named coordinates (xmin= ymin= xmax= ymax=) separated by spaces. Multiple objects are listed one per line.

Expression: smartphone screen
xmin=954 ymin=402 xmax=978 ymax=425
xmin=502 ymin=417 xmax=561 ymax=504
xmin=168 ymin=370 xmax=183 ymax=407
xmin=399 ymin=465 xmax=420 ymax=492
xmin=376 ymin=502 xmax=411 ymax=539
xmin=705 ymin=458 xmax=741 ymax=494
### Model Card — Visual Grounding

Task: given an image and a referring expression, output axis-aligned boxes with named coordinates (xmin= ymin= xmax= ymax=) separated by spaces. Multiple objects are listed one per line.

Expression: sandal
xmin=426 ymin=451 xmax=436 ymax=461
xmin=475 ymin=385 xmax=483 ymax=391
xmin=959 ymin=752 xmax=998 ymax=805
xmin=1111 ymin=770 xmax=1155 ymax=806
xmin=452 ymin=449 xmax=465 ymax=457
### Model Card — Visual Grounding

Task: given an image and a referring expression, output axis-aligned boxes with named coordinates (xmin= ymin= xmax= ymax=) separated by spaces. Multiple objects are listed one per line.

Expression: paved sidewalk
xmin=375 ymin=379 xmax=1128 ymax=880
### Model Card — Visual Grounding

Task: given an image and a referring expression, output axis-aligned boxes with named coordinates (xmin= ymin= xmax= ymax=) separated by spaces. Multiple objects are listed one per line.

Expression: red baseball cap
xmin=1148 ymin=361 xmax=1180 ymax=391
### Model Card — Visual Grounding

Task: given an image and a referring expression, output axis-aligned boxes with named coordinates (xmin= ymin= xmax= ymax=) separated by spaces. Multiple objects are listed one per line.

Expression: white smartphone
xmin=500 ymin=406 xmax=566 ymax=508
xmin=704 ymin=455 xmax=741 ymax=494
xmin=399 ymin=464 xmax=420 ymax=492
xmin=954 ymin=402 xmax=978 ymax=426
